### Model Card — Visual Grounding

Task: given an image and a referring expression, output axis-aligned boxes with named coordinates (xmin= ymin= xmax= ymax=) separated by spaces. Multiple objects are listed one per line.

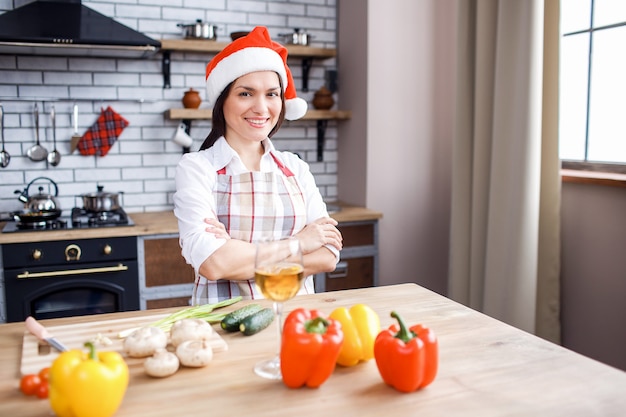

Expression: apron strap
xmin=216 ymin=152 xmax=294 ymax=177
xmin=270 ymin=152 xmax=295 ymax=177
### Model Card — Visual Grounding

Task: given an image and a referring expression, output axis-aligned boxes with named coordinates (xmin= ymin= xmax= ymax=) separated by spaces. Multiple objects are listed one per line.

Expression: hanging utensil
xmin=26 ymin=103 xmax=48 ymax=162
xmin=47 ymin=105 xmax=61 ymax=166
xmin=70 ymin=103 xmax=81 ymax=153
xmin=0 ymin=104 xmax=10 ymax=168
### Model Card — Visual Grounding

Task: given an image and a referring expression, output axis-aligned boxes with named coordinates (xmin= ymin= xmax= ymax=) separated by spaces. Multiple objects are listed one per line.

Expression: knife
xmin=25 ymin=316 xmax=69 ymax=352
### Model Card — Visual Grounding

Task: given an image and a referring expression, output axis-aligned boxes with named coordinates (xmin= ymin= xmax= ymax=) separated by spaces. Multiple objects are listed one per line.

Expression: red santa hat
xmin=205 ymin=26 xmax=308 ymax=121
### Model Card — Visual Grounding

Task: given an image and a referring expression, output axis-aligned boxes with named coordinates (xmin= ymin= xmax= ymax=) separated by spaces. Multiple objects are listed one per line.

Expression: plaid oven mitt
xmin=77 ymin=106 xmax=129 ymax=156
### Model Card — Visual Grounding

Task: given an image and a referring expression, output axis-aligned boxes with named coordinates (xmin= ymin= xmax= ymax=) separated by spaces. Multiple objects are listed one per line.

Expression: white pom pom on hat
xmin=205 ymin=26 xmax=308 ymax=121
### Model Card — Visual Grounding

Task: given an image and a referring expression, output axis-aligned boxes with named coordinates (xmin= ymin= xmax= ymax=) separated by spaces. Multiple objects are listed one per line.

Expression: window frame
xmin=559 ymin=1 xmax=626 ymax=174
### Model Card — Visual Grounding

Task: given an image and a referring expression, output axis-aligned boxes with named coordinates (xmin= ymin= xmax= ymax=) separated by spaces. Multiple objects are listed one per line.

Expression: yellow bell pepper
xmin=329 ymin=304 xmax=380 ymax=366
xmin=49 ymin=342 xmax=129 ymax=417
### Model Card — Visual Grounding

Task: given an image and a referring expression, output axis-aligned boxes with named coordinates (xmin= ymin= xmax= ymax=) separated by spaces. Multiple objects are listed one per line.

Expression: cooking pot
xmin=14 ymin=176 xmax=61 ymax=215
xmin=80 ymin=185 xmax=122 ymax=212
xmin=177 ymin=20 xmax=218 ymax=40
xmin=278 ymin=28 xmax=313 ymax=46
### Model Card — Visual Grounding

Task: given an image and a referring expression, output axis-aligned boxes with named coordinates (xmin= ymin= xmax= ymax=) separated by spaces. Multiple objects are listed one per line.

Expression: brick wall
xmin=0 ymin=0 xmax=338 ymax=215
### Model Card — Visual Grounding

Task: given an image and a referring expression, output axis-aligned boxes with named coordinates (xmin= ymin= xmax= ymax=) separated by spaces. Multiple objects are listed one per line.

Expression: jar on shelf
xmin=182 ymin=88 xmax=202 ymax=109
xmin=312 ymin=86 xmax=335 ymax=110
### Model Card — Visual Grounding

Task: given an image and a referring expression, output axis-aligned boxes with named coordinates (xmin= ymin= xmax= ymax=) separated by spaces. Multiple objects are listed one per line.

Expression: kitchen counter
xmin=0 ymin=204 xmax=382 ymax=244
xmin=0 ymin=283 xmax=624 ymax=416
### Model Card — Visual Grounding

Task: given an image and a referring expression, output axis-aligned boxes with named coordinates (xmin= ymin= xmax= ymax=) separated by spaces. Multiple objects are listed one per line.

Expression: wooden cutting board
xmin=20 ymin=314 xmax=227 ymax=376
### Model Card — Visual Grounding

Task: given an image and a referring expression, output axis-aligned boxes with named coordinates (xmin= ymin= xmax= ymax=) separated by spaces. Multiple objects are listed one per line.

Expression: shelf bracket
xmin=162 ymin=51 xmax=171 ymax=89
xmin=316 ymin=119 xmax=328 ymax=161
xmin=301 ymin=58 xmax=313 ymax=92
xmin=182 ymin=119 xmax=192 ymax=154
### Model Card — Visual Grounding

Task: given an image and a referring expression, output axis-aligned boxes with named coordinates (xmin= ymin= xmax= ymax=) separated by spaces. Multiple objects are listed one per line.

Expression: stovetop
xmin=2 ymin=207 xmax=135 ymax=233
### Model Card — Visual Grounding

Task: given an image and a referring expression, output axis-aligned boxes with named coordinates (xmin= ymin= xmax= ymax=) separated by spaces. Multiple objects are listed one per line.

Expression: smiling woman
xmin=173 ymin=26 xmax=343 ymax=307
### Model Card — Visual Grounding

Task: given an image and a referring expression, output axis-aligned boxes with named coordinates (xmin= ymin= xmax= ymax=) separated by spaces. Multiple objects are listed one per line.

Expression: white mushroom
xmin=170 ymin=318 xmax=214 ymax=347
xmin=144 ymin=348 xmax=180 ymax=378
xmin=123 ymin=326 xmax=168 ymax=358
xmin=176 ymin=339 xmax=213 ymax=367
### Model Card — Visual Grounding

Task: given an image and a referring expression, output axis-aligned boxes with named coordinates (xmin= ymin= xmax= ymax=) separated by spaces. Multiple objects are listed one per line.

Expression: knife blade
xmin=25 ymin=316 xmax=69 ymax=352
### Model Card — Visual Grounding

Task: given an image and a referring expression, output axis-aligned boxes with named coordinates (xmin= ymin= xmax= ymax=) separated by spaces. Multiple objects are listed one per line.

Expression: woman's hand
xmin=295 ymin=217 xmax=343 ymax=254
xmin=204 ymin=218 xmax=230 ymax=240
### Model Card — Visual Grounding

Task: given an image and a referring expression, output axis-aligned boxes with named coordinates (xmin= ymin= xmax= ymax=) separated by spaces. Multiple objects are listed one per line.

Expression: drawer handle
xmin=327 ymin=261 xmax=348 ymax=279
xmin=17 ymin=264 xmax=129 ymax=279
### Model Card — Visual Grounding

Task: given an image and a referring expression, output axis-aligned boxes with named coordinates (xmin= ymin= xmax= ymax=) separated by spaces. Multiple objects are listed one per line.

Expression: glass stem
xmin=273 ymin=301 xmax=283 ymax=358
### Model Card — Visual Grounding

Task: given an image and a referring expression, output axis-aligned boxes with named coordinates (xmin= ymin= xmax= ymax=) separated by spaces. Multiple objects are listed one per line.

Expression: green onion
xmin=117 ymin=296 xmax=242 ymax=338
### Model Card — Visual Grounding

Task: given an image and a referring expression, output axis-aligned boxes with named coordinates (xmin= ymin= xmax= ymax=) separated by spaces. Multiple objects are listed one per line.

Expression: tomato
xmin=19 ymin=374 xmax=41 ymax=396
xmin=38 ymin=367 xmax=50 ymax=382
xmin=35 ymin=380 xmax=49 ymax=399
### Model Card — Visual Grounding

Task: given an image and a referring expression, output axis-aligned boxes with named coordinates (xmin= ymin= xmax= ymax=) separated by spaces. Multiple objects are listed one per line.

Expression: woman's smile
xmin=246 ymin=117 xmax=271 ymax=127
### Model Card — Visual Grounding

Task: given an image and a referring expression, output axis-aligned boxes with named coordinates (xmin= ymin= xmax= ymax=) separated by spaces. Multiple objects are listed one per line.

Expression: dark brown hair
xmin=199 ymin=73 xmax=286 ymax=150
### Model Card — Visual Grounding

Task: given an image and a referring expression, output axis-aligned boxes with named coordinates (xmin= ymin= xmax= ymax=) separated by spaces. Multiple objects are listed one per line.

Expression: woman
xmin=173 ymin=26 xmax=342 ymax=304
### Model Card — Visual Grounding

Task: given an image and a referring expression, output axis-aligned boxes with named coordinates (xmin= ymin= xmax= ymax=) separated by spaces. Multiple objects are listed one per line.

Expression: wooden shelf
xmin=159 ymin=39 xmax=336 ymax=91
xmin=166 ymin=108 xmax=350 ymax=161
xmin=159 ymin=39 xmax=336 ymax=58
xmin=165 ymin=108 xmax=351 ymax=121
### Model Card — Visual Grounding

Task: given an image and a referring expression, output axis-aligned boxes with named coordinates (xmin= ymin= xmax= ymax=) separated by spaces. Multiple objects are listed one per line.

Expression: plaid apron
xmin=192 ymin=152 xmax=314 ymax=304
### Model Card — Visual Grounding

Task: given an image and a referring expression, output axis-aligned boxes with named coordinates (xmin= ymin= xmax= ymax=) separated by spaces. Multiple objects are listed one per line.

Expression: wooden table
xmin=0 ymin=284 xmax=624 ymax=416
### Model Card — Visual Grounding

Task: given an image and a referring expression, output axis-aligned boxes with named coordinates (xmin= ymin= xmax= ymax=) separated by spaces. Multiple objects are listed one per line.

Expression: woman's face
xmin=223 ymin=71 xmax=283 ymax=145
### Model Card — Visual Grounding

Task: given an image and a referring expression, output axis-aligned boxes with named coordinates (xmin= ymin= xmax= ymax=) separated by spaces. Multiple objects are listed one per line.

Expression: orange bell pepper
xmin=374 ymin=311 xmax=438 ymax=393
xmin=280 ymin=308 xmax=344 ymax=388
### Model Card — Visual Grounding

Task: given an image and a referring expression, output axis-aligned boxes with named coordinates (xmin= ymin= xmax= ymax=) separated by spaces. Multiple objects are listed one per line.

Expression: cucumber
xmin=239 ymin=308 xmax=275 ymax=336
xmin=220 ymin=304 xmax=263 ymax=332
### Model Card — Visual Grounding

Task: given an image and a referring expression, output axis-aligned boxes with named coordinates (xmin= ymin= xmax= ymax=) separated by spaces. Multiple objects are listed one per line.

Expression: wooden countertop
xmin=0 ymin=283 xmax=624 ymax=416
xmin=0 ymin=204 xmax=382 ymax=244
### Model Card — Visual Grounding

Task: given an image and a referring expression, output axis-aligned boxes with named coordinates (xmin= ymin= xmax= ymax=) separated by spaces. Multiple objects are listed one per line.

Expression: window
xmin=559 ymin=0 xmax=626 ymax=171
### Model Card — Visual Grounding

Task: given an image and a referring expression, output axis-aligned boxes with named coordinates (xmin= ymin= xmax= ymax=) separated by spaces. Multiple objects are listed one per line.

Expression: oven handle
xmin=17 ymin=264 xmax=129 ymax=279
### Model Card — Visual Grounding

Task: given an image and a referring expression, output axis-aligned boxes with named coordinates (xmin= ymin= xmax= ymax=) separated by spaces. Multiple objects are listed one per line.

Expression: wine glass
xmin=253 ymin=238 xmax=304 ymax=379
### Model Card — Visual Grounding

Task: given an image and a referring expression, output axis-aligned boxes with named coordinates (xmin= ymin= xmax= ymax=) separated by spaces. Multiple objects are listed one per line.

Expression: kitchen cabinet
xmin=0 ymin=208 xmax=381 ymax=321
xmin=138 ymin=234 xmax=194 ymax=310
xmin=138 ymin=219 xmax=380 ymax=309
xmin=315 ymin=220 xmax=379 ymax=292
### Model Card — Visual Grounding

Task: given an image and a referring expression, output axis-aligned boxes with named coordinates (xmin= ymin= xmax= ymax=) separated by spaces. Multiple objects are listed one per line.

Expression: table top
xmin=0 ymin=283 xmax=624 ymax=417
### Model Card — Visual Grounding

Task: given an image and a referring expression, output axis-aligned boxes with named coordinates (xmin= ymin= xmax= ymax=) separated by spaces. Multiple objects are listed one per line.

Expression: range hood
xmin=0 ymin=0 xmax=160 ymax=58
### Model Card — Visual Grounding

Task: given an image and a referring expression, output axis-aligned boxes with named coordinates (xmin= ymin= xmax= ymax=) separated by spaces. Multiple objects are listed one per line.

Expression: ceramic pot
xmin=312 ymin=86 xmax=334 ymax=110
xmin=182 ymin=88 xmax=202 ymax=109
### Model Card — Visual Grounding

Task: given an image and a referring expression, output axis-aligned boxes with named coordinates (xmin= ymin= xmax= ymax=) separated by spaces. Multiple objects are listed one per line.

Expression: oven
xmin=2 ymin=236 xmax=139 ymax=323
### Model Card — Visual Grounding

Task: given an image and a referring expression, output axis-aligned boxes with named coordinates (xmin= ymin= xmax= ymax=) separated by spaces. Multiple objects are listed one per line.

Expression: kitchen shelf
xmin=166 ymin=108 xmax=351 ymax=161
xmin=159 ymin=39 xmax=336 ymax=58
xmin=159 ymin=38 xmax=337 ymax=91
xmin=165 ymin=108 xmax=350 ymax=121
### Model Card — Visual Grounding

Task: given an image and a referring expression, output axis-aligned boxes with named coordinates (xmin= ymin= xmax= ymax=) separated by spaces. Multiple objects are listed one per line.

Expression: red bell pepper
xmin=280 ymin=308 xmax=344 ymax=388
xmin=374 ymin=311 xmax=438 ymax=393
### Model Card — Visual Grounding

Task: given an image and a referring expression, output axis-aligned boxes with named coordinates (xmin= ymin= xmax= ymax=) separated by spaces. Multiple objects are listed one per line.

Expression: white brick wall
xmin=0 ymin=0 xmax=338 ymax=216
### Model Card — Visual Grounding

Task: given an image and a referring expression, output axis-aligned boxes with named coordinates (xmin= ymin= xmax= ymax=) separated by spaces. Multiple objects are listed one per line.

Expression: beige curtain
xmin=448 ymin=0 xmax=561 ymax=343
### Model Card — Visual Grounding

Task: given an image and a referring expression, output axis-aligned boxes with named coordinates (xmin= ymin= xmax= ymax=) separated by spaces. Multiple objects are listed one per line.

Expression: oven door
xmin=4 ymin=261 xmax=139 ymax=322
xmin=2 ymin=237 xmax=140 ymax=323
